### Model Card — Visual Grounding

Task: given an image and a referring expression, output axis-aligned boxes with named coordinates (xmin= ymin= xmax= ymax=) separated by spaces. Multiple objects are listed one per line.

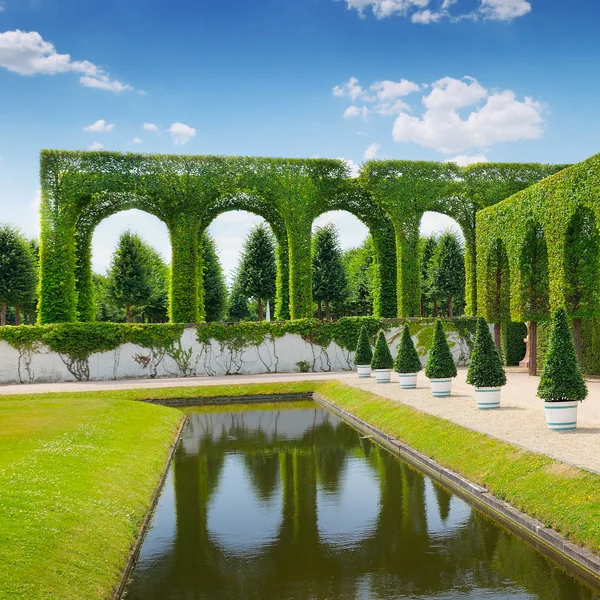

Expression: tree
xmin=428 ymin=231 xmax=465 ymax=318
xmin=425 ymin=320 xmax=457 ymax=380
xmin=371 ymin=330 xmax=394 ymax=370
xmin=537 ymin=308 xmax=587 ymax=402
xmin=139 ymin=243 xmax=169 ymax=323
xmin=419 ymin=236 xmax=437 ymax=316
xmin=394 ymin=323 xmax=422 ymax=374
xmin=201 ymin=232 xmax=227 ymax=322
xmin=0 ymin=225 xmax=37 ymax=326
xmin=354 ymin=325 xmax=373 ymax=366
xmin=237 ymin=223 xmax=276 ymax=321
xmin=226 ymin=271 xmax=252 ymax=322
xmin=107 ymin=231 xmax=152 ymax=323
xmin=467 ymin=318 xmax=507 ymax=388
xmin=344 ymin=237 xmax=375 ymax=316
xmin=312 ymin=223 xmax=348 ymax=320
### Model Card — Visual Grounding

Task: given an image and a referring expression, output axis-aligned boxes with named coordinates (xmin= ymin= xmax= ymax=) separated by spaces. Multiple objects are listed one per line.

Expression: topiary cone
xmin=538 ymin=308 xmax=587 ymax=402
xmin=371 ymin=330 xmax=394 ymax=370
xmin=425 ymin=320 xmax=457 ymax=380
xmin=354 ymin=325 xmax=373 ymax=366
xmin=394 ymin=323 xmax=422 ymax=374
xmin=467 ymin=318 xmax=506 ymax=388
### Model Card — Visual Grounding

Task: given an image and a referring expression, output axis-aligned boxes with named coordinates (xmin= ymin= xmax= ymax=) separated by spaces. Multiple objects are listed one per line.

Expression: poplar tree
xmin=312 ymin=223 xmax=348 ymax=320
xmin=237 ymin=223 xmax=276 ymax=321
xmin=201 ymin=232 xmax=227 ymax=322
xmin=428 ymin=231 xmax=465 ymax=318
xmin=108 ymin=231 xmax=152 ymax=323
xmin=0 ymin=225 xmax=37 ymax=326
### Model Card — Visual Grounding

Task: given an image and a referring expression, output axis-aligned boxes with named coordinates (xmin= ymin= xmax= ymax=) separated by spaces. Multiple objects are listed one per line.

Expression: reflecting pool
xmin=123 ymin=403 xmax=598 ymax=600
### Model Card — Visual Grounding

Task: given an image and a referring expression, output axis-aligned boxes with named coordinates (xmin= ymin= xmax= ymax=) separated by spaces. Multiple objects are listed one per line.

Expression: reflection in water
xmin=124 ymin=406 xmax=598 ymax=600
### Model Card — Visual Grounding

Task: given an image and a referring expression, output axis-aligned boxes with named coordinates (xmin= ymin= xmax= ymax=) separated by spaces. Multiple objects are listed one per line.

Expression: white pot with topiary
xmin=394 ymin=323 xmax=422 ymax=389
xmin=353 ymin=325 xmax=373 ymax=378
xmin=538 ymin=308 xmax=587 ymax=431
xmin=371 ymin=330 xmax=394 ymax=383
xmin=467 ymin=317 xmax=507 ymax=409
xmin=425 ymin=320 xmax=457 ymax=397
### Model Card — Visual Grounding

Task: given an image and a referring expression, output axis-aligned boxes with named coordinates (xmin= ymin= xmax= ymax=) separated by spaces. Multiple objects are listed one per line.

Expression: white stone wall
xmin=0 ymin=327 xmax=473 ymax=385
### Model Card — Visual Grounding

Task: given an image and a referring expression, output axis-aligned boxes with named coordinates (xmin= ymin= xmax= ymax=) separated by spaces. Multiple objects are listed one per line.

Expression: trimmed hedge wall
xmin=501 ymin=322 xmax=527 ymax=366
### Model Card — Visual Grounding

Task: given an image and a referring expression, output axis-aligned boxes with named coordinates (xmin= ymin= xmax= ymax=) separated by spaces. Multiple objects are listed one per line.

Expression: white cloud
xmin=84 ymin=119 xmax=115 ymax=133
xmin=132 ymin=138 xmax=142 ymax=144
xmin=340 ymin=158 xmax=361 ymax=178
xmin=0 ymin=30 xmax=133 ymax=92
xmin=88 ymin=142 xmax=104 ymax=150
xmin=480 ymin=0 xmax=531 ymax=20
xmin=390 ymin=77 xmax=544 ymax=153
xmin=338 ymin=0 xmax=531 ymax=22
xmin=143 ymin=123 xmax=159 ymax=131
xmin=371 ymin=79 xmax=421 ymax=100
xmin=344 ymin=105 xmax=370 ymax=119
xmin=445 ymin=154 xmax=488 ymax=166
xmin=363 ymin=143 xmax=381 ymax=160
xmin=333 ymin=76 xmax=365 ymax=101
xmin=168 ymin=122 xmax=196 ymax=145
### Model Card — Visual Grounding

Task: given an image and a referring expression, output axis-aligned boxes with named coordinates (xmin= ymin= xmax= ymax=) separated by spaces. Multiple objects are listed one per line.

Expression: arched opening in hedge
xmin=517 ymin=223 xmax=550 ymax=374
xmin=484 ymin=239 xmax=511 ymax=348
xmin=203 ymin=204 xmax=290 ymax=321
xmin=419 ymin=212 xmax=467 ymax=318
xmin=564 ymin=206 xmax=600 ymax=363
xmin=74 ymin=196 xmax=171 ymax=323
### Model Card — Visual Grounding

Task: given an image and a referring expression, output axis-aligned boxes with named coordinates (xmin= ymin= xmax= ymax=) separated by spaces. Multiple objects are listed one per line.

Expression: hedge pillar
xmin=74 ymin=227 xmax=96 ymax=322
xmin=393 ymin=219 xmax=421 ymax=317
xmin=38 ymin=205 xmax=78 ymax=324
xmin=287 ymin=220 xmax=313 ymax=319
xmin=170 ymin=218 xmax=200 ymax=323
xmin=463 ymin=232 xmax=477 ymax=317
xmin=275 ymin=239 xmax=291 ymax=321
xmin=371 ymin=225 xmax=397 ymax=318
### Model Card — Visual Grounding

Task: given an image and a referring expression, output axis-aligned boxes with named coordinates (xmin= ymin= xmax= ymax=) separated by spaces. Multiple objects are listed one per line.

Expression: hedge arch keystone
xmin=38 ymin=150 xmax=565 ymax=324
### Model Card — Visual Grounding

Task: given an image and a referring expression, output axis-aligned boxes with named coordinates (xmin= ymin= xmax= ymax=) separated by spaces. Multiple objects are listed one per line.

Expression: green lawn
xmin=0 ymin=395 xmax=183 ymax=600
xmin=2 ymin=379 xmax=600 ymax=598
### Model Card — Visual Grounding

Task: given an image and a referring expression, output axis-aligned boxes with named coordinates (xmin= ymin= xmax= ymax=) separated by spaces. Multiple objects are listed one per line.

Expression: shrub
xmin=394 ymin=323 xmax=422 ymax=374
xmin=296 ymin=360 xmax=311 ymax=373
xmin=371 ymin=330 xmax=393 ymax=370
xmin=537 ymin=308 xmax=588 ymax=402
xmin=467 ymin=318 xmax=507 ymax=388
xmin=354 ymin=325 xmax=373 ymax=365
xmin=425 ymin=319 xmax=457 ymax=379
xmin=502 ymin=321 xmax=527 ymax=366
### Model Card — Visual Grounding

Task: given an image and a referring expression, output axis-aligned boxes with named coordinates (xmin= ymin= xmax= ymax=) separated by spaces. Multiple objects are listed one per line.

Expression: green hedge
xmin=501 ymin=321 xmax=527 ymax=366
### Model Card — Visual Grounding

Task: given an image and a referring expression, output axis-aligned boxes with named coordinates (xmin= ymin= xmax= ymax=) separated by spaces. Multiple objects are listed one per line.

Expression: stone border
xmin=143 ymin=392 xmax=313 ymax=407
xmin=314 ymin=393 xmax=600 ymax=591
xmin=112 ymin=415 xmax=188 ymax=600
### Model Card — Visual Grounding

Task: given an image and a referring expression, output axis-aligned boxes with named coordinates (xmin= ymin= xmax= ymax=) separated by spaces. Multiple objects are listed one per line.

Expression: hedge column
xmin=275 ymin=240 xmax=291 ymax=321
xmin=286 ymin=219 xmax=313 ymax=319
xmin=74 ymin=227 xmax=96 ymax=322
xmin=393 ymin=218 xmax=421 ymax=317
xmin=169 ymin=217 xmax=201 ymax=323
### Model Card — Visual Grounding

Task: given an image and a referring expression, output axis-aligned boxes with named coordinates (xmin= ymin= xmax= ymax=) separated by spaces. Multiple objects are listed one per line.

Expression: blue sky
xmin=1 ymin=0 xmax=599 ymax=278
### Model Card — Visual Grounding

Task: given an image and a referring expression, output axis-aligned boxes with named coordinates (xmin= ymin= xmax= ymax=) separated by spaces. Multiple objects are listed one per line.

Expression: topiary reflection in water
xmin=124 ymin=405 xmax=597 ymax=600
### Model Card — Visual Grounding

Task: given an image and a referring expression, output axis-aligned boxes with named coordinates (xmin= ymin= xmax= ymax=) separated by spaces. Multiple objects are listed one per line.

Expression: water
xmin=123 ymin=404 xmax=598 ymax=600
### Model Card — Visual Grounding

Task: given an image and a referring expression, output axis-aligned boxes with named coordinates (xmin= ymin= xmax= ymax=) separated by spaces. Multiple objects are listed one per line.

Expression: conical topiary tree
xmin=467 ymin=318 xmax=507 ymax=388
xmin=394 ymin=323 xmax=422 ymax=374
xmin=371 ymin=330 xmax=394 ymax=370
xmin=425 ymin=320 xmax=457 ymax=379
xmin=538 ymin=308 xmax=587 ymax=402
xmin=354 ymin=325 xmax=373 ymax=366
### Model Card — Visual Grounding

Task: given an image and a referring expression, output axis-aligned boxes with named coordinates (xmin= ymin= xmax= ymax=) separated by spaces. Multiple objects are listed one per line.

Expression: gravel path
xmin=3 ymin=367 xmax=600 ymax=473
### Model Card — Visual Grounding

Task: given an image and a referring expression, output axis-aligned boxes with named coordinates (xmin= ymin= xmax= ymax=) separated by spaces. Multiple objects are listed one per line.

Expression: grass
xmin=0 ymin=395 xmax=183 ymax=600
xmin=3 ymin=378 xmax=600 ymax=598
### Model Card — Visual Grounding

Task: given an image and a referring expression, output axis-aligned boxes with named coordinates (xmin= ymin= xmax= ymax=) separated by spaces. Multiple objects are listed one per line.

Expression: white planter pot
xmin=356 ymin=365 xmax=371 ymax=378
xmin=398 ymin=373 xmax=417 ymax=389
xmin=544 ymin=401 xmax=579 ymax=431
xmin=375 ymin=369 xmax=392 ymax=384
xmin=430 ymin=378 xmax=452 ymax=397
xmin=475 ymin=387 xmax=501 ymax=410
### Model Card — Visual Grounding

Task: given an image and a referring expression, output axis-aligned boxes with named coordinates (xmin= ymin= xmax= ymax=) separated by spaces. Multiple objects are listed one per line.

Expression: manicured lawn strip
xmin=0 ymin=397 xmax=183 ymax=600
xmin=315 ymin=381 xmax=600 ymax=554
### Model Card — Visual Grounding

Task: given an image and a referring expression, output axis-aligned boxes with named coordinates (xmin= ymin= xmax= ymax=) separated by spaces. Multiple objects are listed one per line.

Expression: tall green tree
xmin=238 ymin=223 xmax=276 ymax=321
xmin=419 ymin=235 xmax=437 ymax=317
xmin=107 ymin=231 xmax=152 ymax=323
xmin=343 ymin=236 xmax=375 ymax=316
xmin=201 ymin=232 xmax=227 ymax=322
xmin=0 ymin=225 xmax=37 ymax=326
xmin=140 ymin=243 xmax=169 ymax=323
xmin=312 ymin=223 xmax=348 ymax=320
xmin=428 ymin=231 xmax=465 ymax=318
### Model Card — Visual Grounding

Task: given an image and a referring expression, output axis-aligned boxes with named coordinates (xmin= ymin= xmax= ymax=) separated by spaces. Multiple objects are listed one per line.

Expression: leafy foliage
xmin=353 ymin=325 xmax=373 ymax=365
xmin=371 ymin=330 xmax=393 ymax=370
xmin=537 ymin=308 xmax=587 ymax=402
xmin=501 ymin=321 xmax=527 ymax=366
xmin=425 ymin=319 xmax=457 ymax=379
xmin=467 ymin=318 xmax=506 ymax=388
xmin=343 ymin=237 xmax=375 ymax=316
xmin=201 ymin=232 xmax=227 ymax=322
xmin=428 ymin=231 xmax=465 ymax=317
xmin=394 ymin=323 xmax=422 ymax=374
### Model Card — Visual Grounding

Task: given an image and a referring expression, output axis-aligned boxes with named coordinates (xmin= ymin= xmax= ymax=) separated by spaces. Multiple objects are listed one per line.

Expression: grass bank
xmin=3 ymin=378 xmax=600 ymax=598
xmin=0 ymin=395 xmax=183 ymax=600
